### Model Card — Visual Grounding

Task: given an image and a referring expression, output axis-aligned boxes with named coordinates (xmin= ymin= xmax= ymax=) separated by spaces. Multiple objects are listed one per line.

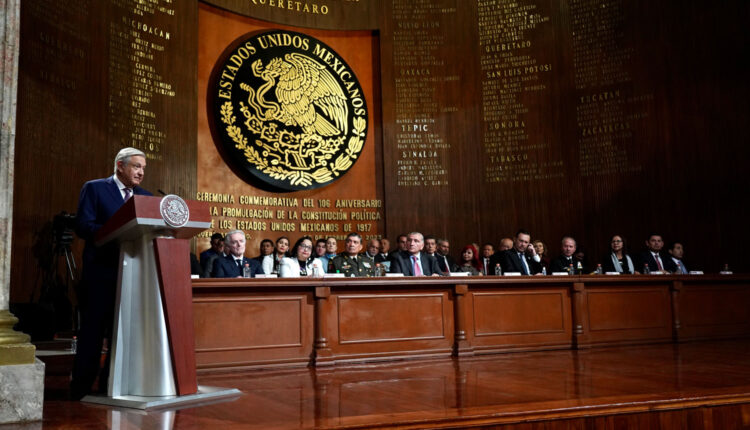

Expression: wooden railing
xmin=192 ymin=275 xmax=750 ymax=372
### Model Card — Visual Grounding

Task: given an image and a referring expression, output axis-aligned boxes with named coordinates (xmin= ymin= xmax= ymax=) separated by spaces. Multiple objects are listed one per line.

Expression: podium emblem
xmin=159 ymin=195 xmax=190 ymax=228
xmin=208 ymin=29 xmax=368 ymax=191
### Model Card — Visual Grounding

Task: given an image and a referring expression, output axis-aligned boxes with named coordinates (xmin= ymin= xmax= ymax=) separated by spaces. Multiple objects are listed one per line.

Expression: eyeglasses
xmin=611 ymin=240 xmax=623 ymax=243
xmin=298 ymin=244 xmax=312 ymax=250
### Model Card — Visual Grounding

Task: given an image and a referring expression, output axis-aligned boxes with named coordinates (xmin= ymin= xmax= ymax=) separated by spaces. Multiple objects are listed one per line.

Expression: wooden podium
xmin=82 ymin=195 xmax=240 ymax=409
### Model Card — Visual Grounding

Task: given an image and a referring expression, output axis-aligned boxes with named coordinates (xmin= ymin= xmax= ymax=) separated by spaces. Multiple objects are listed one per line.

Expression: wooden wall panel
xmin=193 ymin=293 xmax=313 ymax=369
xmin=679 ymin=284 xmax=750 ymax=341
xmin=337 ymin=294 xmax=447 ymax=344
xmin=468 ymin=287 xmax=573 ymax=353
xmin=324 ymin=289 xmax=454 ymax=362
xmin=584 ymin=287 xmax=672 ymax=345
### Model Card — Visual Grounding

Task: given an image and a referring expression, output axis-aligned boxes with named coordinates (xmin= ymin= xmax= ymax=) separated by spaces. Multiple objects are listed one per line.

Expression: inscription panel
xmin=12 ymin=0 xmax=197 ymax=304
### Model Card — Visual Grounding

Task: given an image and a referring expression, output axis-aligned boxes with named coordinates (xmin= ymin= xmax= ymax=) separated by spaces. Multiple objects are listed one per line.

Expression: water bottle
xmin=71 ymin=336 xmax=77 ymax=353
xmin=643 ymin=263 xmax=650 ymax=275
xmin=541 ymin=266 xmax=547 ymax=276
xmin=375 ymin=263 xmax=383 ymax=276
xmin=494 ymin=264 xmax=502 ymax=276
xmin=243 ymin=263 xmax=252 ymax=278
xmin=576 ymin=261 xmax=583 ymax=274
xmin=594 ymin=264 xmax=602 ymax=275
xmin=568 ymin=263 xmax=574 ymax=275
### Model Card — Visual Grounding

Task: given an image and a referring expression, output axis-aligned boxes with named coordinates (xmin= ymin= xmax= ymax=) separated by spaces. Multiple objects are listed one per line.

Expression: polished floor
xmin=11 ymin=340 xmax=750 ymax=429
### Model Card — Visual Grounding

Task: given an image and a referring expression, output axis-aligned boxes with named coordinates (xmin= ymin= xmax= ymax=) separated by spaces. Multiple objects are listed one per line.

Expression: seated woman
xmin=601 ymin=235 xmax=637 ymax=274
xmin=533 ymin=240 xmax=550 ymax=274
xmin=457 ymin=244 xmax=482 ymax=276
xmin=262 ymin=236 xmax=290 ymax=275
xmin=279 ymin=236 xmax=326 ymax=278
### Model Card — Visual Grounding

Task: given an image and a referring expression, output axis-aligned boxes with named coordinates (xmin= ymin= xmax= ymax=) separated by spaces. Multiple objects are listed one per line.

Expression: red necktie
xmin=654 ymin=253 xmax=663 ymax=271
xmin=412 ymin=255 xmax=422 ymax=276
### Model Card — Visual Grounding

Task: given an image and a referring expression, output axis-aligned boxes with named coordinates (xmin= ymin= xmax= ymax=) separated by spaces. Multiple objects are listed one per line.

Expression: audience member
xmin=390 ymin=232 xmax=442 ymax=276
xmin=601 ymin=235 xmax=636 ymax=274
xmin=253 ymin=238 xmax=274 ymax=263
xmin=533 ymin=240 xmax=550 ymax=274
xmin=424 ymin=235 xmax=438 ymax=256
xmin=315 ymin=238 xmax=329 ymax=273
xmin=480 ymin=243 xmax=494 ymax=275
xmin=573 ymin=247 xmax=590 ymax=274
xmin=436 ymin=238 xmax=458 ymax=274
xmin=375 ymin=238 xmax=390 ymax=263
xmin=498 ymin=238 xmax=513 ymax=251
xmin=262 ymin=236 xmax=290 ymax=275
xmin=212 ymin=230 xmax=264 ymax=278
xmin=457 ymin=244 xmax=482 ymax=276
xmin=279 ymin=236 xmax=325 ymax=277
xmin=364 ymin=239 xmax=380 ymax=259
xmin=550 ymin=236 xmax=577 ymax=273
xmin=200 ymin=233 xmax=224 ymax=263
xmin=636 ymin=233 xmax=676 ymax=273
xmin=501 ymin=230 xmax=543 ymax=275
xmin=331 ymin=233 xmax=376 ymax=277
xmin=668 ymin=241 xmax=688 ymax=274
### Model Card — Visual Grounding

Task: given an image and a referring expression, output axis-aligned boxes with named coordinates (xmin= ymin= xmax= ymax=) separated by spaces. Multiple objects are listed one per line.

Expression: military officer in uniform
xmin=331 ymin=232 xmax=376 ymax=277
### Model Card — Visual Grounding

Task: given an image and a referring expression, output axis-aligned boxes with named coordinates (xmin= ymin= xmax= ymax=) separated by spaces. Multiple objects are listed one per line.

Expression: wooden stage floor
xmin=20 ymin=339 xmax=750 ymax=429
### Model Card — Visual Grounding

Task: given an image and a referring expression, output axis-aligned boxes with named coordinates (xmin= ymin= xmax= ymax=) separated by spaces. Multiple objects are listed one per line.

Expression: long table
xmin=191 ymin=275 xmax=750 ymax=372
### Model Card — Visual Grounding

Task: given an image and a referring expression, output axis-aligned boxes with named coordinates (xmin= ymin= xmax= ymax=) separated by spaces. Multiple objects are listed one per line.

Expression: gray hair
xmin=113 ymin=147 xmax=146 ymax=173
xmin=225 ymin=230 xmax=246 ymax=245
xmin=561 ymin=236 xmax=577 ymax=246
xmin=407 ymin=232 xmax=424 ymax=241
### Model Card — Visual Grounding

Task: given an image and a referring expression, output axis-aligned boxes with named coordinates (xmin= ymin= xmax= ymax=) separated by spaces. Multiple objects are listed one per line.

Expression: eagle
xmin=253 ymin=52 xmax=348 ymax=137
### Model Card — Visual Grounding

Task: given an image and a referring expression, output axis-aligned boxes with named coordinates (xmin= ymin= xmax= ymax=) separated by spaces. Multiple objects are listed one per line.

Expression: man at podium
xmin=71 ymin=147 xmax=152 ymax=399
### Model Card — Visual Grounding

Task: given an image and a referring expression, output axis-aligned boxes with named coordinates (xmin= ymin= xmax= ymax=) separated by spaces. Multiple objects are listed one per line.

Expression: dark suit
xmin=435 ymin=253 xmax=458 ymax=274
xmin=636 ymin=251 xmax=677 ymax=273
xmin=601 ymin=253 xmax=635 ymax=274
xmin=374 ymin=253 xmax=389 ymax=263
xmin=71 ymin=176 xmax=151 ymax=398
xmin=199 ymin=248 xmax=217 ymax=263
xmin=502 ymin=250 xmax=542 ymax=275
xmin=390 ymin=251 xmax=443 ymax=276
xmin=487 ymin=250 xmax=508 ymax=275
xmin=212 ymin=254 xmax=264 ymax=278
xmin=550 ymin=254 xmax=576 ymax=273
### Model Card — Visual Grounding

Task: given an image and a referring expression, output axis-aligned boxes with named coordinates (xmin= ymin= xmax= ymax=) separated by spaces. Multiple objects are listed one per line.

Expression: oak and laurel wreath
xmin=220 ymin=101 xmax=365 ymax=187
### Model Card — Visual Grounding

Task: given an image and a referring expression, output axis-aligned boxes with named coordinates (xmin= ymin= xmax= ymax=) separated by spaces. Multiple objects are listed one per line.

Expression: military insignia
xmin=208 ymin=30 xmax=369 ymax=191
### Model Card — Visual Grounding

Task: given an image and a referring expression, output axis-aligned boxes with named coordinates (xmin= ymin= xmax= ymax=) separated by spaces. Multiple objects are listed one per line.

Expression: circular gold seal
xmin=208 ymin=30 xmax=369 ymax=191
xmin=159 ymin=195 xmax=189 ymax=228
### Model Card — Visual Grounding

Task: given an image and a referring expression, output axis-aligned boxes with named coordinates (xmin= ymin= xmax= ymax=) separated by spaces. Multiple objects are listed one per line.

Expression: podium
xmin=82 ymin=195 xmax=240 ymax=409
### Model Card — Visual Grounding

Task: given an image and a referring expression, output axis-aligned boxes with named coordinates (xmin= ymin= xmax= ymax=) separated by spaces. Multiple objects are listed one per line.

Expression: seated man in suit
xmin=363 ymin=238 xmax=380 ymax=260
xmin=388 ymin=234 xmax=408 ymax=262
xmin=212 ymin=229 xmax=265 ymax=278
xmin=390 ymin=232 xmax=443 ymax=276
xmin=668 ymin=241 xmax=689 ymax=274
xmin=487 ymin=237 xmax=514 ymax=275
xmin=375 ymin=238 xmax=390 ymax=263
xmin=436 ymin=238 xmax=458 ymax=274
xmin=480 ymin=243 xmax=494 ymax=275
xmin=200 ymin=232 xmax=224 ymax=263
xmin=550 ymin=236 xmax=578 ymax=273
xmin=501 ymin=229 xmax=543 ymax=275
xmin=71 ymin=147 xmax=152 ymax=399
xmin=636 ymin=233 xmax=676 ymax=273
xmin=332 ymin=232 xmax=376 ymax=277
